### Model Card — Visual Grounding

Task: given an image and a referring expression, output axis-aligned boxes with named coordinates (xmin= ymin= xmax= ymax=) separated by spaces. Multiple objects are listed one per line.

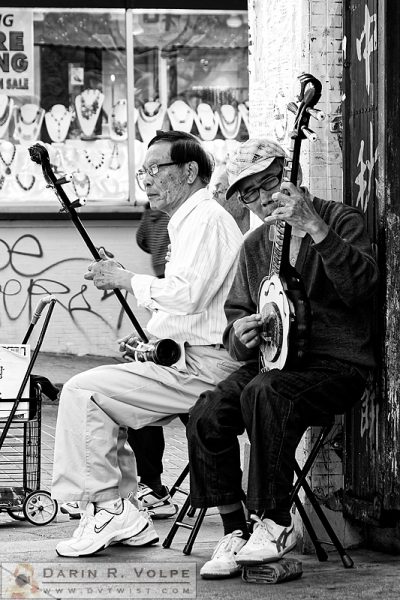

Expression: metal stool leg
xmin=295 ymin=462 xmax=354 ymax=568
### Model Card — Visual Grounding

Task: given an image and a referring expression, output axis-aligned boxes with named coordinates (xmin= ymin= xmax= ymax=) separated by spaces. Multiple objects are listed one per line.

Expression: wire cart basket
xmin=0 ymin=296 xmax=58 ymax=525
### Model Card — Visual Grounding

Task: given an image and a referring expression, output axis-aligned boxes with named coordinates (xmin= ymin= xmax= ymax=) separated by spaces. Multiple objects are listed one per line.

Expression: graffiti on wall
xmin=356 ymin=5 xmax=377 ymax=96
xmin=355 ymin=121 xmax=378 ymax=213
xmin=0 ymin=233 xmax=129 ymax=337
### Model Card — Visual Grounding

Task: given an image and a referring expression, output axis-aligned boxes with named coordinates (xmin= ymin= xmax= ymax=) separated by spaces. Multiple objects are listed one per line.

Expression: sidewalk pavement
xmin=1 ymin=353 xmax=400 ymax=599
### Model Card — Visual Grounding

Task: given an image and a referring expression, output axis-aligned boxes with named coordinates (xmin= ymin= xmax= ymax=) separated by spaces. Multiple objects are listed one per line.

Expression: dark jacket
xmin=223 ymin=197 xmax=379 ymax=371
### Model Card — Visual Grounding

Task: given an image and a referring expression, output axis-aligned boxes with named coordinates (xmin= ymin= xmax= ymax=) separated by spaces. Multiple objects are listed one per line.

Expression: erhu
xmin=29 ymin=144 xmax=181 ymax=367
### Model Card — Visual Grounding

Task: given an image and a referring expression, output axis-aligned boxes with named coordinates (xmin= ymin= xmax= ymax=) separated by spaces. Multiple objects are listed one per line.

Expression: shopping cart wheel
xmin=23 ymin=490 xmax=58 ymax=526
xmin=7 ymin=507 xmax=26 ymax=521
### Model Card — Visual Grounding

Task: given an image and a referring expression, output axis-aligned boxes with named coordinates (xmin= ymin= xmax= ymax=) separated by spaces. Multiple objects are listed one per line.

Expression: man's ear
xmin=186 ymin=160 xmax=199 ymax=184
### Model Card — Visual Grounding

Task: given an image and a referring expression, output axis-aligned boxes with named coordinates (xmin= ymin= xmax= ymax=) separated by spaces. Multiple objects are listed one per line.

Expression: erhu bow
xmin=29 ymin=143 xmax=180 ymax=367
xmin=258 ymin=73 xmax=325 ymax=371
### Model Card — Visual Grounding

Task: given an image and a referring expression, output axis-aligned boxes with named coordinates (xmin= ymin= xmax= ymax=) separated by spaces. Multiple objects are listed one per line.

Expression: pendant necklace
xmin=15 ymin=105 xmax=44 ymax=142
xmin=72 ymin=171 xmax=91 ymax=199
xmin=109 ymin=143 xmax=121 ymax=170
xmin=45 ymin=104 xmax=73 ymax=143
xmin=0 ymin=143 xmax=16 ymax=175
xmin=15 ymin=173 xmax=35 ymax=192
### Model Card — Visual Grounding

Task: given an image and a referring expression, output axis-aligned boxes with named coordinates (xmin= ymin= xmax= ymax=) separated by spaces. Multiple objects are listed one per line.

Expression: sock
xmin=95 ymin=497 xmax=123 ymax=514
xmin=262 ymin=509 xmax=292 ymax=527
xmin=220 ymin=507 xmax=249 ymax=539
xmin=141 ymin=477 xmax=164 ymax=496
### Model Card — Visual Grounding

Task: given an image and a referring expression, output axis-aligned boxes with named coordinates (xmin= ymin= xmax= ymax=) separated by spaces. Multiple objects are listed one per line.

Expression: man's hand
xmin=265 ymin=181 xmax=329 ymax=243
xmin=84 ymin=248 xmax=134 ymax=291
xmin=233 ymin=314 xmax=263 ymax=348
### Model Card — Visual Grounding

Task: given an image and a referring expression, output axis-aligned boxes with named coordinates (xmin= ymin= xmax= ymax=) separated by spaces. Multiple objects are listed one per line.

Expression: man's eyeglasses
xmin=136 ymin=162 xmax=177 ymax=190
xmin=237 ymin=175 xmax=280 ymax=205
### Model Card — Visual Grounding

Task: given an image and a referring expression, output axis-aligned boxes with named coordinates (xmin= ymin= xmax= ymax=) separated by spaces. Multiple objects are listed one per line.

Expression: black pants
xmin=128 ymin=426 xmax=165 ymax=482
xmin=187 ymin=357 xmax=366 ymax=513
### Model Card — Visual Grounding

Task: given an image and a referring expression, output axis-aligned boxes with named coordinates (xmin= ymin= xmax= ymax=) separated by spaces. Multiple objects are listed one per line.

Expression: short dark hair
xmin=148 ymin=130 xmax=214 ymax=185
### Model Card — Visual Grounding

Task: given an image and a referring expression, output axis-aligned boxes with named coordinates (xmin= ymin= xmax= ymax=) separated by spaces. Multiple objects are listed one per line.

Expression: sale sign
xmin=0 ymin=9 xmax=34 ymax=95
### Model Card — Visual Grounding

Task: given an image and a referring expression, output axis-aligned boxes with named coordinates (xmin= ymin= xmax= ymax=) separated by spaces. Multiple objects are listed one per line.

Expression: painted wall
xmin=0 ymin=219 xmax=153 ymax=357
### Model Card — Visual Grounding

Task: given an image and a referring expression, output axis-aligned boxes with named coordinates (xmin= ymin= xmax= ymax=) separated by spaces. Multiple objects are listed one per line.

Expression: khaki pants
xmin=52 ymin=345 xmax=240 ymax=503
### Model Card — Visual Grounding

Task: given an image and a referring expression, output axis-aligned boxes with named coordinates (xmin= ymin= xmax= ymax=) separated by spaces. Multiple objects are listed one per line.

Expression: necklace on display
xmin=217 ymin=104 xmax=242 ymax=140
xmin=110 ymin=99 xmax=128 ymax=141
xmin=0 ymin=143 xmax=16 ymax=175
xmin=109 ymin=143 xmax=121 ymax=170
xmin=72 ymin=171 xmax=91 ymax=199
xmin=83 ymin=148 xmax=105 ymax=171
xmin=0 ymin=96 xmax=14 ymax=137
xmin=194 ymin=103 xmax=219 ymax=141
xmin=75 ymin=89 xmax=104 ymax=138
xmin=15 ymin=173 xmax=35 ymax=192
xmin=0 ymin=174 xmax=5 ymax=190
xmin=14 ymin=104 xmax=45 ymax=142
xmin=45 ymin=104 xmax=74 ymax=143
xmin=137 ymin=101 xmax=165 ymax=145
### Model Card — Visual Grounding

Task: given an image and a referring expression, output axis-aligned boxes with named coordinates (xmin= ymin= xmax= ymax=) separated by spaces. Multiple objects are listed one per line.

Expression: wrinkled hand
xmin=233 ymin=314 xmax=263 ymax=349
xmin=84 ymin=248 xmax=132 ymax=290
xmin=265 ymin=181 xmax=328 ymax=242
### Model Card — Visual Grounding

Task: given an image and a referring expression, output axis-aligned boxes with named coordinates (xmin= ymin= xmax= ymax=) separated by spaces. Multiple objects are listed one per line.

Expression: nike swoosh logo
xmin=94 ymin=516 xmax=114 ymax=534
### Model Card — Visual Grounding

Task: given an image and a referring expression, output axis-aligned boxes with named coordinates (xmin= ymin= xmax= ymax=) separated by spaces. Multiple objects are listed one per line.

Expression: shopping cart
xmin=0 ymin=295 xmax=59 ymax=525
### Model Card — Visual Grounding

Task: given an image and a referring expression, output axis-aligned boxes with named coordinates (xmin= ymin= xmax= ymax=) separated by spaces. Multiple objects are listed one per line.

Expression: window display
xmin=0 ymin=7 xmax=248 ymax=214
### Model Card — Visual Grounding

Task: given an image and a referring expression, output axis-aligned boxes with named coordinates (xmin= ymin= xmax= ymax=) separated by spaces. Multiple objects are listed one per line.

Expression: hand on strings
xmin=233 ymin=314 xmax=263 ymax=349
xmin=84 ymin=248 xmax=133 ymax=291
xmin=265 ymin=181 xmax=329 ymax=243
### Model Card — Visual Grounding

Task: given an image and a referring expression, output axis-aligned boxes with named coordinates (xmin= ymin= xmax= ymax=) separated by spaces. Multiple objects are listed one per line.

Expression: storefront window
xmin=0 ymin=7 xmax=248 ymax=214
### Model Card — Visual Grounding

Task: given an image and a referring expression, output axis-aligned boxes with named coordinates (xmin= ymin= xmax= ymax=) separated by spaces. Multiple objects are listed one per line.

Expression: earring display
xmin=167 ymin=99 xmax=194 ymax=133
xmin=137 ymin=100 xmax=166 ymax=145
xmin=45 ymin=104 xmax=74 ymax=143
xmin=0 ymin=95 xmax=14 ymax=139
xmin=13 ymin=103 xmax=45 ymax=143
xmin=110 ymin=99 xmax=128 ymax=141
xmin=75 ymin=89 xmax=104 ymax=138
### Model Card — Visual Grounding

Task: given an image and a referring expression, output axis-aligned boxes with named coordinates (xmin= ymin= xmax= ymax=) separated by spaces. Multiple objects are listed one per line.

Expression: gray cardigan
xmin=223 ymin=196 xmax=379 ymax=371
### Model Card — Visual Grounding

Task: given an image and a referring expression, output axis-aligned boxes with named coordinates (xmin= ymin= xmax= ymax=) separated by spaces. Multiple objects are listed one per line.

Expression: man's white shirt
xmin=131 ymin=188 xmax=243 ymax=345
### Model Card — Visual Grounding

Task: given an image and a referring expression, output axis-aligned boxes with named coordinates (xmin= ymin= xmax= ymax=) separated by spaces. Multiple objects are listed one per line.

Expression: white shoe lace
xmin=247 ymin=515 xmax=275 ymax=547
xmin=212 ymin=531 xmax=243 ymax=560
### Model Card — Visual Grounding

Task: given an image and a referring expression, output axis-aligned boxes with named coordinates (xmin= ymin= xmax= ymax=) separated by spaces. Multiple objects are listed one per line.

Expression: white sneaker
xmin=236 ymin=515 xmax=296 ymax=565
xmin=200 ymin=530 xmax=247 ymax=579
xmin=137 ymin=483 xmax=178 ymax=519
xmin=56 ymin=499 xmax=149 ymax=557
xmin=118 ymin=510 xmax=159 ymax=546
xmin=60 ymin=501 xmax=81 ymax=520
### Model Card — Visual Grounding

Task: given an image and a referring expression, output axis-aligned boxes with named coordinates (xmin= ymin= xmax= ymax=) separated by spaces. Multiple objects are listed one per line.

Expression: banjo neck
xmin=269 ymin=133 xmax=301 ymax=277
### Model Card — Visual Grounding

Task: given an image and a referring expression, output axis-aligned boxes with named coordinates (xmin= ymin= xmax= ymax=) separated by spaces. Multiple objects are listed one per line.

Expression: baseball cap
xmin=225 ymin=138 xmax=286 ymax=199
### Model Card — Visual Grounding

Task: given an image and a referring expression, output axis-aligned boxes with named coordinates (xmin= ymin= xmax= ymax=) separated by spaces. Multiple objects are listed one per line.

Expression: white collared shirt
xmin=131 ymin=188 xmax=243 ymax=345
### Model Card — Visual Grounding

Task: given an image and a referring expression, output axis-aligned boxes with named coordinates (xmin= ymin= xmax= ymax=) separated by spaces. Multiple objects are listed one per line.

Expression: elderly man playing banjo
xmin=186 ymin=136 xmax=378 ymax=579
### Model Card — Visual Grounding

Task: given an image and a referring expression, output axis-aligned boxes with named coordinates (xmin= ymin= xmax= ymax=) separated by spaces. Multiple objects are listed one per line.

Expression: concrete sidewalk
xmin=1 ymin=352 xmax=400 ymax=599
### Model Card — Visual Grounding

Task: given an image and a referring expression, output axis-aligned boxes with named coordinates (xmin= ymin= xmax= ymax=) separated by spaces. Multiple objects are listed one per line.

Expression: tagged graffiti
xmin=356 ymin=5 xmax=377 ymax=96
xmin=0 ymin=233 xmax=129 ymax=337
xmin=355 ymin=121 xmax=378 ymax=213
xmin=360 ymin=375 xmax=379 ymax=445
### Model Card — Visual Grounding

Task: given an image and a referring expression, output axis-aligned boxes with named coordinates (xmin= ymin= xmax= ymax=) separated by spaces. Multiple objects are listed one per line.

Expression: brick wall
xmin=248 ymin=0 xmax=343 ymax=201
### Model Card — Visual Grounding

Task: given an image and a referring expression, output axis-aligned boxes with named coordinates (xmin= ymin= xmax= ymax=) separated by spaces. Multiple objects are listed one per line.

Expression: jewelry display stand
xmin=0 ymin=96 xmax=14 ymax=139
xmin=45 ymin=104 xmax=74 ymax=143
xmin=137 ymin=101 xmax=166 ymax=145
xmin=216 ymin=104 xmax=242 ymax=139
xmin=75 ymin=89 xmax=104 ymax=138
xmin=167 ymin=100 xmax=195 ymax=133
xmin=13 ymin=103 xmax=45 ymax=143
xmin=238 ymin=101 xmax=249 ymax=135
xmin=194 ymin=103 xmax=219 ymax=141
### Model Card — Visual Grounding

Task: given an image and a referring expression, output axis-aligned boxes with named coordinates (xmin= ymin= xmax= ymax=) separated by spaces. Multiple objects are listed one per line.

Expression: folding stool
xmin=163 ymin=420 xmax=354 ymax=568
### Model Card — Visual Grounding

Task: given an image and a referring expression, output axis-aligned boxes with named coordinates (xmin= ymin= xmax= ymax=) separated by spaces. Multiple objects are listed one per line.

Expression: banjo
xmin=258 ymin=73 xmax=324 ymax=371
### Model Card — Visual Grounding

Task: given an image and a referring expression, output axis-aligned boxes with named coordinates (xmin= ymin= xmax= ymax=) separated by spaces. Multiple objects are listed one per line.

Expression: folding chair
xmin=163 ymin=420 xmax=354 ymax=568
